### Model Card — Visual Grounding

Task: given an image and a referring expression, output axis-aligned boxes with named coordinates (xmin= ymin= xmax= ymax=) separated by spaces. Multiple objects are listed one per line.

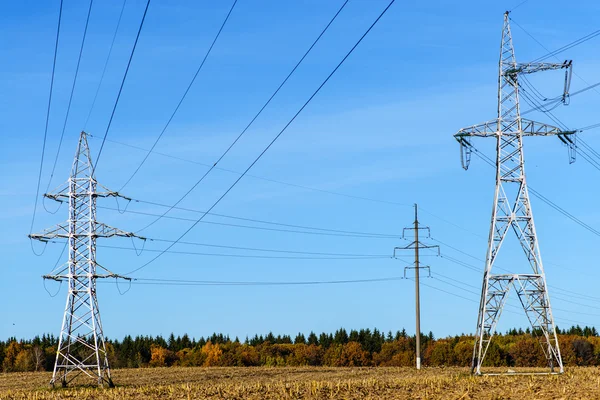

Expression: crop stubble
xmin=0 ymin=367 xmax=598 ymax=399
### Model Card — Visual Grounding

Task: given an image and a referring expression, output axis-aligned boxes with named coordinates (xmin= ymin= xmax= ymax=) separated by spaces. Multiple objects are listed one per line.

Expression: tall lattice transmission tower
xmin=453 ymin=12 xmax=575 ymax=375
xmin=30 ymin=131 xmax=144 ymax=387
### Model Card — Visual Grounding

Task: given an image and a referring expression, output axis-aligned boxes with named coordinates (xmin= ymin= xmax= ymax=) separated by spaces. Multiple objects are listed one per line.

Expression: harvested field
xmin=0 ymin=366 xmax=598 ymax=399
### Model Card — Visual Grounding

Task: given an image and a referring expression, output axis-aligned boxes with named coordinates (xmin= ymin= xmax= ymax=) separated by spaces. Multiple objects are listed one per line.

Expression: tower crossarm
xmin=454 ymin=118 xmax=576 ymax=139
xmin=28 ymin=223 xmax=70 ymax=241
xmin=503 ymin=60 xmax=572 ymax=78
xmin=44 ymin=269 xmax=132 ymax=282
xmin=44 ymin=186 xmax=131 ymax=202
xmin=454 ymin=119 xmax=576 ymax=170
xmin=488 ymin=273 xmax=542 ymax=280
xmin=95 ymin=222 xmax=144 ymax=239
xmin=28 ymin=222 xmax=145 ymax=240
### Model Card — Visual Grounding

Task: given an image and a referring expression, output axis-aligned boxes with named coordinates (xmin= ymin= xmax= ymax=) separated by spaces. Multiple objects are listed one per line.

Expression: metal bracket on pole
xmin=404 ymin=265 xmax=431 ymax=278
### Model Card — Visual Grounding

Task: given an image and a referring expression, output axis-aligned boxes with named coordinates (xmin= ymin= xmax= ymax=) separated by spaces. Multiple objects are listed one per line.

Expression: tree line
xmin=1 ymin=325 xmax=598 ymax=372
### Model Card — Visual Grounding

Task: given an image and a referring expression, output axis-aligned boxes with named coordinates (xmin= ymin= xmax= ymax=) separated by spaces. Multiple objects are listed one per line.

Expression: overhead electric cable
xmin=552 ymin=295 xmax=600 ymax=312
xmin=125 ymin=0 xmax=397 ymax=275
xmin=102 ymin=199 xmax=398 ymax=237
xmin=83 ymin=0 xmax=128 ymax=130
xmin=93 ymin=0 xmax=151 ymax=173
xmin=439 ymin=254 xmax=481 ymax=273
xmin=469 ymin=143 xmax=600 ymax=237
xmin=98 ymin=205 xmax=398 ymax=238
xmin=101 ymin=245 xmax=390 ymax=260
xmin=134 ymin=0 xmax=352 ymax=231
xmin=512 ymin=17 xmax=600 ymax=71
xmin=519 ymin=83 xmax=600 ymax=172
xmin=428 ymin=277 xmax=592 ymax=324
xmin=521 ymin=80 xmax=600 ymax=115
xmin=45 ymin=0 xmax=95 ymax=194
xmin=524 ymin=24 xmax=600 ymax=64
xmin=433 ymin=277 xmax=480 ymax=298
xmin=422 ymin=238 xmax=600 ymax=313
xmin=145 ymin=236 xmax=391 ymax=257
xmin=579 ymin=122 xmax=600 ymax=131
xmin=414 ymin=277 xmax=480 ymax=304
xmin=118 ymin=0 xmax=240 ymax=190
xmin=532 ymin=29 xmax=600 ymax=63
xmin=567 ymin=81 xmax=600 ymax=98
xmin=552 ymin=286 xmax=600 ymax=303
xmin=30 ymin=0 xmax=64 ymax=238
xmin=429 ymin=277 xmax=595 ymax=325
xmin=512 ymin=17 xmax=600 ymax=167
xmin=430 ymin=237 xmax=483 ymax=263
xmin=433 ymin=272 xmax=480 ymax=291
xmin=88 ymin=132 xmax=412 ymax=208
xmin=528 ymin=187 xmax=600 ymax=236
xmin=578 ymin=138 xmax=600 ymax=160
xmin=510 ymin=0 xmax=532 ymax=11
xmin=521 ymin=76 xmax=548 ymax=102
xmin=414 ymin=229 xmax=600 ymax=319
xmin=90 ymin=132 xmax=485 ymax=241
xmin=119 ymin=276 xmax=404 ymax=286
xmin=518 ymin=85 xmax=567 ymax=128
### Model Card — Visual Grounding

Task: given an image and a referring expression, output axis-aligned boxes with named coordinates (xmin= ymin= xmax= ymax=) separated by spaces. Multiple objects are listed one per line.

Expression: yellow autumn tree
xmin=149 ymin=344 xmax=177 ymax=367
xmin=14 ymin=348 xmax=33 ymax=372
xmin=2 ymin=341 xmax=22 ymax=372
xmin=340 ymin=342 xmax=370 ymax=366
xmin=453 ymin=340 xmax=473 ymax=367
xmin=202 ymin=341 xmax=222 ymax=367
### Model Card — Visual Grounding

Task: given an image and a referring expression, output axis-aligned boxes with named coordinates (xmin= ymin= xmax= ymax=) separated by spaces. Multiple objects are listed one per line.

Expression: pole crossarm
xmin=394 ymin=243 xmax=439 ymax=257
xmin=402 ymin=225 xmax=431 ymax=237
xmin=404 ymin=265 xmax=431 ymax=278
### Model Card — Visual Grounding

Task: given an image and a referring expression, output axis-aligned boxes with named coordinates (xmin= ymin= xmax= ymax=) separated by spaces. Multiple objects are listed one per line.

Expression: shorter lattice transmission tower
xmin=394 ymin=204 xmax=439 ymax=370
xmin=453 ymin=12 xmax=575 ymax=375
xmin=30 ymin=131 xmax=144 ymax=387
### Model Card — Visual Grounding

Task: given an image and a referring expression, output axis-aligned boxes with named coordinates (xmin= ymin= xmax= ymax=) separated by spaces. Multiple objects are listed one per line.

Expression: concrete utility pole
xmin=394 ymin=204 xmax=439 ymax=370
xmin=30 ymin=131 xmax=145 ymax=387
xmin=414 ymin=206 xmax=421 ymax=370
xmin=453 ymin=12 xmax=574 ymax=375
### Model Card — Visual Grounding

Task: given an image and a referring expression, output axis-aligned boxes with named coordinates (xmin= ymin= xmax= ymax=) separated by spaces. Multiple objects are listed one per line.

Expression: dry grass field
xmin=0 ymin=366 xmax=599 ymax=399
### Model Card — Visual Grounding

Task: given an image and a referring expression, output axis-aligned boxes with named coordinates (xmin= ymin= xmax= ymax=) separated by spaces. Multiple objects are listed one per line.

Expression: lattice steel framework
xmin=453 ymin=12 xmax=575 ymax=375
xmin=30 ymin=131 xmax=143 ymax=387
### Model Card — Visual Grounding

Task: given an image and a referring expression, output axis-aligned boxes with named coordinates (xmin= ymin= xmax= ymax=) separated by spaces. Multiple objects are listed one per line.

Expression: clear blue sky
xmin=1 ymin=0 xmax=599 ymax=342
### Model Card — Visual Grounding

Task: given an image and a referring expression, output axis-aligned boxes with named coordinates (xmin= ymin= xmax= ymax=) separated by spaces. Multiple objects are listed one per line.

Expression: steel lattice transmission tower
xmin=30 ymin=131 xmax=144 ymax=387
xmin=453 ymin=12 xmax=575 ymax=375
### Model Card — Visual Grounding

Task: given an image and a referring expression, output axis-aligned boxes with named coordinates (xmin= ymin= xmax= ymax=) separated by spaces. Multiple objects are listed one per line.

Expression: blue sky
xmin=1 ymin=0 xmax=599 ymax=342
